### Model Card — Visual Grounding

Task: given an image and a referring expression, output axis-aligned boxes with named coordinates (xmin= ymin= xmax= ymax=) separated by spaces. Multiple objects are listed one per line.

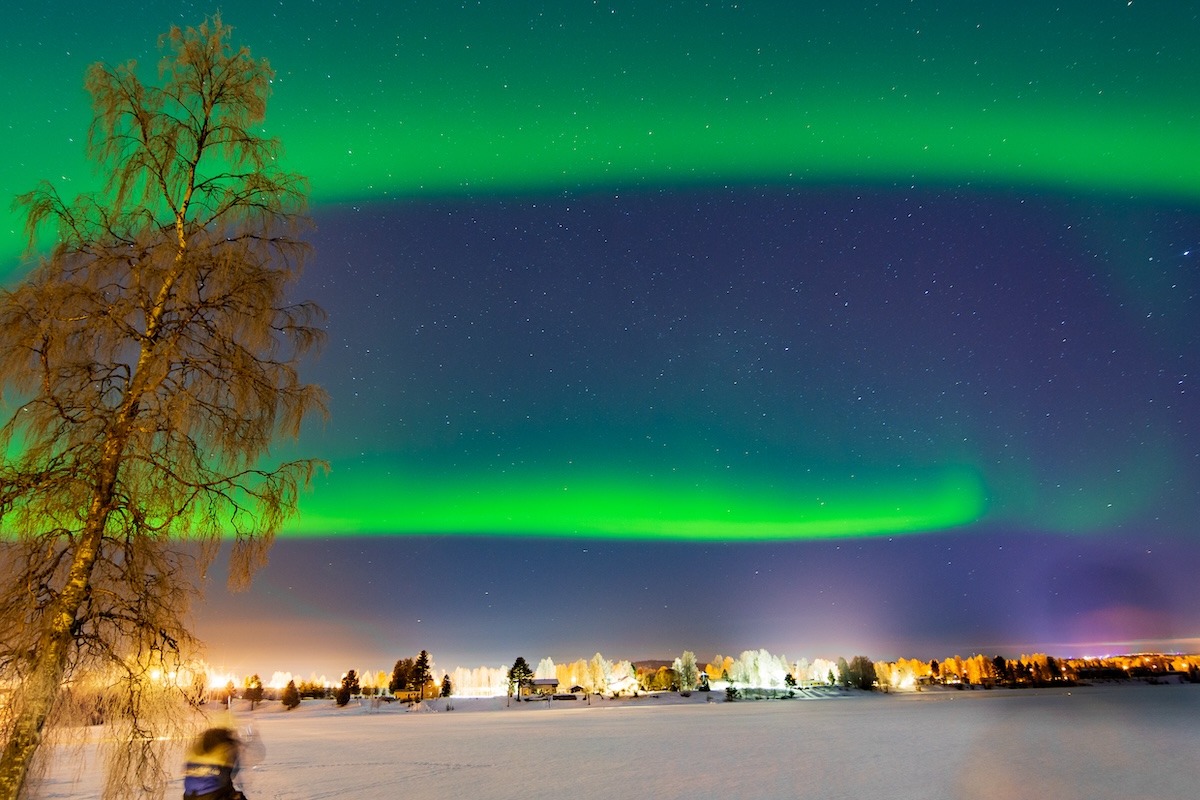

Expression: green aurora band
xmin=287 ymin=464 xmax=988 ymax=540
xmin=4 ymin=3 xmax=1198 ymax=270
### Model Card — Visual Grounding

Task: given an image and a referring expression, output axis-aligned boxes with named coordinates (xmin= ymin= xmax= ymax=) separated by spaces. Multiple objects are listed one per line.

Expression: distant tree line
xmin=207 ymin=649 xmax=1200 ymax=712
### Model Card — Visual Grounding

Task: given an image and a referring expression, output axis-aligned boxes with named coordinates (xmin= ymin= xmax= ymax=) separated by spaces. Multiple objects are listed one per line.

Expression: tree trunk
xmin=0 ymin=433 xmax=124 ymax=800
xmin=0 ymin=523 xmax=105 ymax=800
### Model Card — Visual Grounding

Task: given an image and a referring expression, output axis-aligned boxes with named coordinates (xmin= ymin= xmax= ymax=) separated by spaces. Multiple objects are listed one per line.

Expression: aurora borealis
xmin=3 ymin=1 xmax=1199 ymax=674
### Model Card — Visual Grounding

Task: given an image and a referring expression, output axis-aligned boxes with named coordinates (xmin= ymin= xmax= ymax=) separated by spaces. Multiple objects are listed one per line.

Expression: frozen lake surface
xmin=42 ymin=683 xmax=1200 ymax=800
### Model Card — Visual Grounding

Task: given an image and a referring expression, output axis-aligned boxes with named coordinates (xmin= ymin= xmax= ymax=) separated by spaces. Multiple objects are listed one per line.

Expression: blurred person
xmin=182 ymin=727 xmax=250 ymax=800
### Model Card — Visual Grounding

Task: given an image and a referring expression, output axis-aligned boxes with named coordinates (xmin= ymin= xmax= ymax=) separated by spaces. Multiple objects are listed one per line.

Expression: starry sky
xmin=3 ymin=2 xmax=1198 ymax=678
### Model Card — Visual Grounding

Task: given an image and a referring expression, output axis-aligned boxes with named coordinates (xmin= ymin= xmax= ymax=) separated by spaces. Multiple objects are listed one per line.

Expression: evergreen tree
xmin=440 ymin=674 xmax=453 ymax=698
xmin=280 ymin=680 xmax=300 ymax=710
xmin=244 ymin=675 xmax=264 ymax=709
xmin=412 ymin=651 xmax=432 ymax=699
xmin=508 ymin=657 xmax=533 ymax=697
xmin=335 ymin=669 xmax=359 ymax=706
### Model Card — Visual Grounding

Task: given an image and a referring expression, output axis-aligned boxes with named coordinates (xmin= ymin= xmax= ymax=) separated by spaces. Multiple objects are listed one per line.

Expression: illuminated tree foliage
xmin=588 ymin=653 xmax=611 ymax=695
xmin=244 ymin=674 xmax=265 ymax=709
xmin=0 ymin=17 xmax=324 ymax=800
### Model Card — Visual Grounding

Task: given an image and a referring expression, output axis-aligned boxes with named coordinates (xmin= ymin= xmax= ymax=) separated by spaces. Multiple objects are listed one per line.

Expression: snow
xmin=41 ymin=684 xmax=1200 ymax=799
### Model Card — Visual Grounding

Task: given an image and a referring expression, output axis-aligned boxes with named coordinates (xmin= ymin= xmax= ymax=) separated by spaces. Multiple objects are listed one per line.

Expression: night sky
xmin=3 ymin=2 xmax=1198 ymax=679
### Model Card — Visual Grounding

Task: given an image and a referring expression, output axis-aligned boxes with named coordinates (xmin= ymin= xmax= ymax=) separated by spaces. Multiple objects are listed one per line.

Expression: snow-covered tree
xmin=588 ymin=653 xmax=612 ymax=695
xmin=808 ymin=658 xmax=839 ymax=685
xmin=730 ymin=649 xmax=789 ymax=689
xmin=675 ymin=651 xmax=699 ymax=692
xmin=609 ymin=660 xmax=637 ymax=695
xmin=449 ymin=666 xmax=508 ymax=697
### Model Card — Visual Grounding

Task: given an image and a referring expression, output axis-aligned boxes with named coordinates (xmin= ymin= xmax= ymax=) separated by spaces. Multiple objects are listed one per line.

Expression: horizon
xmin=198 ymin=648 xmax=1200 ymax=694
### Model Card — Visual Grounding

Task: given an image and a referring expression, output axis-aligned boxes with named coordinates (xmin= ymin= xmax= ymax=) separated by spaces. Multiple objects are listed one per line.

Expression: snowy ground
xmin=41 ymin=683 xmax=1200 ymax=800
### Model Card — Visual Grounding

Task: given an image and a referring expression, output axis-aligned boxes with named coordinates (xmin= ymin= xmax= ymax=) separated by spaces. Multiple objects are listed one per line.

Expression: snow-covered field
xmin=42 ymin=683 xmax=1200 ymax=800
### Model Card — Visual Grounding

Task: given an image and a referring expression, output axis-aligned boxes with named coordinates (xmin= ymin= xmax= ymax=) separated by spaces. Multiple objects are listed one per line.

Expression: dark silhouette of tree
xmin=0 ymin=17 xmax=323 ymax=800
xmin=508 ymin=657 xmax=533 ymax=698
xmin=244 ymin=675 xmax=264 ymax=709
xmin=930 ymin=659 xmax=941 ymax=683
xmin=440 ymin=674 xmax=452 ymax=698
xmin=297 ymin=680 xmax=327 ymax=699
xmin=389 ymin=658 xmax=416 ymax=694
xmin=280 ymin=680 xmax=300 ymax=710
xmin=412 ymin=651 xmax=432 ymax=699
xmin=335 ymin=670 xmax=359 ymax=707
xmin=992 ymin=656 xmax=1009 ymax=686
xmin=784 ymin=673 xmax=797 ymax=689
xmin=848 ymin=656 xmax=876 ymax=690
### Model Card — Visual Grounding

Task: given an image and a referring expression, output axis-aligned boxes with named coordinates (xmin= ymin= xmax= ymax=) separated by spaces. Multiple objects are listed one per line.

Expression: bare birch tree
xmin=0 ymin=16 xmax=325 ymax=800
